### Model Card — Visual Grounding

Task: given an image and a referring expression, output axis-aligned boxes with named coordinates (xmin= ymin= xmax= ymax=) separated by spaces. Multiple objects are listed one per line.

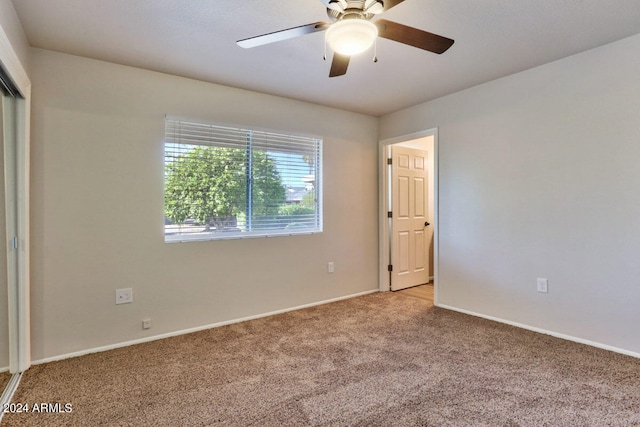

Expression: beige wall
xmin=380 ymin=33 xmax=640 ymax=355
xmin=29 ymin=49 xmax=379 ymax=361
xmin=0 ymin=0 xmax=30 ymax=83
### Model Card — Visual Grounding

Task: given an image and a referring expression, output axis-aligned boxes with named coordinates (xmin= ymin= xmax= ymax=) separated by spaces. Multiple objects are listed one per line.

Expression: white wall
xmin=29 ymin=49 xmax=379 ymax=361
xmin=0 ymin=0 xmax=30 ymax=86
xmin=380 ymin=33 xmax=640 ymax=355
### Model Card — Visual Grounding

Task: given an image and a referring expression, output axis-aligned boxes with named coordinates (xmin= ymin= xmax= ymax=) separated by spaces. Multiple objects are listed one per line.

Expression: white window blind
xmin=164 ymin=118 xmax=322 ymax=242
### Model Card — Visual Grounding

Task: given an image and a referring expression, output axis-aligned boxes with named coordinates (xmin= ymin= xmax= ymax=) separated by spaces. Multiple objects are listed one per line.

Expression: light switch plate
xmin=537 ymin=278 xmax=548 ymax=293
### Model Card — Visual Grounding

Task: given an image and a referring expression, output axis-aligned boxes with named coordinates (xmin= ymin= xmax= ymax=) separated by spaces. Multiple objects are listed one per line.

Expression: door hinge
xmin=13 ymin=237 xmax=18 ymax=249
xmin=387 ymin=158 xmax=392 ymax=165
xmin=387 ymin=211 xmax=392 ymax=218
xmin=388 ymin=264 xmax=393 ymax=272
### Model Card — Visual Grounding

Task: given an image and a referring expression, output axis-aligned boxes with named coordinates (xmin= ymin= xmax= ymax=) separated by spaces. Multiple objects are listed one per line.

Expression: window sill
xmin=164 ymin=229 xmax=322 ymax=243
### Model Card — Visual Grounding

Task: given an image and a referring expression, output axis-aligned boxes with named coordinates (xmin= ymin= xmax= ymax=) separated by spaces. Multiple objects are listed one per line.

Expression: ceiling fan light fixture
xmin=326 ymin=19 xmax=378 ymax=56
xmin=327 ymin=0 xmax=348 ymax=12
xmin=365 ymin=0 xmax=385 ymax=14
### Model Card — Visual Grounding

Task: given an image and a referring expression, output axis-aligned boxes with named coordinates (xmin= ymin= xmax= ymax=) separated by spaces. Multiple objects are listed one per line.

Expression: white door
xmin=391 ymin=146 xmax=430 ymax=291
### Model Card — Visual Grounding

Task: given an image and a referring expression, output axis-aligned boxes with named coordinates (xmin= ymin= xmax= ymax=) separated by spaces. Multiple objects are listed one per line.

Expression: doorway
xmin=379 ymin=130 xmax=438 ymax=301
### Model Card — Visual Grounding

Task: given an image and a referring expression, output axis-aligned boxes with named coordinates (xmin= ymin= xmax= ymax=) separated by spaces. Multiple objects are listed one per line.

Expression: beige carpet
xmin=3 ymin=292 xmax=640 ymax=426
xmin=0 ymin=372 xmax=10 ymax=396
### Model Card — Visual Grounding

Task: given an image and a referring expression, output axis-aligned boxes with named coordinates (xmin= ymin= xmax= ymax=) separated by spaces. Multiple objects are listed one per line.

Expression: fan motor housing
xmin=326 ymin=0 xmax=382 ymax=21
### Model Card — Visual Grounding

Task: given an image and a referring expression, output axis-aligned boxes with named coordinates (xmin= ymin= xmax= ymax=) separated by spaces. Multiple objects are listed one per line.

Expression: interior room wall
xmin=0 ymin=0 xmax=30 ymax=77
xmin=29 ymin=48 xmax=379 ymax=362
xmin=380 ymin=33 xmax=640 ymax=356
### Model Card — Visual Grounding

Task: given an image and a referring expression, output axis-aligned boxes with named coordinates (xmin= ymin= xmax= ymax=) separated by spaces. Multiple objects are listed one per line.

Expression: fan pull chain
xmin=373 ymin=37 xmax=378 ymax=63
xmin=323 ymin=32 xmax=328 ymax=60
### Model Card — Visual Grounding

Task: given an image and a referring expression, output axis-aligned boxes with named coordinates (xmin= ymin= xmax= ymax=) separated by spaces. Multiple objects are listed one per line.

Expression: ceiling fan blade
xmin=375 ymin=19 xmax=454 ymax=54
xmin=329 ymin=53 xmax=350 ymax=77
xmin=380 ymin=0 xmax=406 ymax=12
xmin=237 ymin=22 xmax=330 ymax=49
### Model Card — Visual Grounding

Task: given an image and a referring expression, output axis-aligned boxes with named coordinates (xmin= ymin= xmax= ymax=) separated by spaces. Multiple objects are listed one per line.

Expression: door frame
xmin=378 ymin=129 xmax=439 ymax=303
xmin=1 ymin=23 xmax=32 ymax=374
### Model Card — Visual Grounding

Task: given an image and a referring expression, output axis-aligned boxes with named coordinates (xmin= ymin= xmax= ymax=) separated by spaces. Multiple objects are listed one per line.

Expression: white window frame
xmin=163 ymin=117 xmax=323 ymax=243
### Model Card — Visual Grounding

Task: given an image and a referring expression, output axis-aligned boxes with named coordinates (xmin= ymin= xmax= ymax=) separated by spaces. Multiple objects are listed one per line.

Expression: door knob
xmin=425 ymin=221 xmax=430 ymax=227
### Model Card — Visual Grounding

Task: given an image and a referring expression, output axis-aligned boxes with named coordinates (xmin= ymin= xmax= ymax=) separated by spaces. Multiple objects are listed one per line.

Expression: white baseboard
xmin=33 ymin=289 xmax=379 ymax=366
xmin=436 ymin=303 xmax=640 ymax=359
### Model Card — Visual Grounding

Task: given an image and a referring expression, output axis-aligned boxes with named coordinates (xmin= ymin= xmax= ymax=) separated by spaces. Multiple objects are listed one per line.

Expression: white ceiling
xmin=11 ymin=0 xmax=640 ymax=116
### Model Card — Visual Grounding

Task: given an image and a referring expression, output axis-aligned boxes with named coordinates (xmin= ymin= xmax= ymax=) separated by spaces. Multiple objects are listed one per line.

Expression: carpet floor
xmin=2 ymin=292 xmax=640 ymax=426
xmin=0 ymin=372 xmax=10 ymax=396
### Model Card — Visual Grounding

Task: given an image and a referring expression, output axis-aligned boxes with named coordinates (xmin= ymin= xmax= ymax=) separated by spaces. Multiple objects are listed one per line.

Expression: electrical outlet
xmin=115 ymin=288 xmax=133 ymax=304
xmin=328 ymin=262 xmax=335 ymax=273
xmin=142 ymin=319 xmax=152 ymax=330
xmin=537 ymin=278 xmax=548 ymax=293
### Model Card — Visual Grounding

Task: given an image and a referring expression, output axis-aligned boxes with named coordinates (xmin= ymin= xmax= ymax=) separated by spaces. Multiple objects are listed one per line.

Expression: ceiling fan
xmin=237 ymin=0 xmax=455 ymax=77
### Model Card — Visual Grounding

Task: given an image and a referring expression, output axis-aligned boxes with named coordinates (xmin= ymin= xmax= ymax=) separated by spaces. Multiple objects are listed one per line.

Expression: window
xmin=164 ymin=118 xmax=322 ymax=242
